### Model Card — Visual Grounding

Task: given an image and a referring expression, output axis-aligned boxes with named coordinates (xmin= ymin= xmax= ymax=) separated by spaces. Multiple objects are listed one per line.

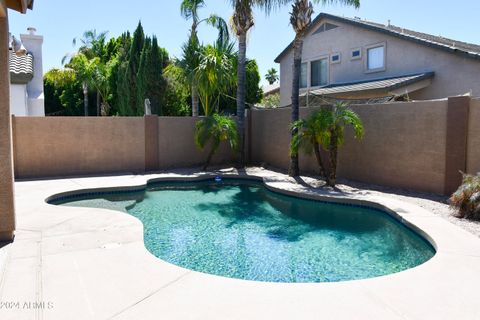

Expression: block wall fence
xmin=12 ymin=96 xmax=480 ymax=195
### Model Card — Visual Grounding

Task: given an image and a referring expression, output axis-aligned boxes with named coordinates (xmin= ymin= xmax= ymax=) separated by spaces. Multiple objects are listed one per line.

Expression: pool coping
xmin=3 ymin=167 xmax=480 ymax=319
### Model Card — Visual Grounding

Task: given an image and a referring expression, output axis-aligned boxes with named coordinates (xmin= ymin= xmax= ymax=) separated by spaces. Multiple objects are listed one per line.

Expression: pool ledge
xmin=4 ymin=167 xmax=480 ymax=319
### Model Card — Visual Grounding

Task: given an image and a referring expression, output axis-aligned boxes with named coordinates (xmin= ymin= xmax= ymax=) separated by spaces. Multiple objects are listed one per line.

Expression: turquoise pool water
xmin=54 ymin=179 xmax=435 ymax=283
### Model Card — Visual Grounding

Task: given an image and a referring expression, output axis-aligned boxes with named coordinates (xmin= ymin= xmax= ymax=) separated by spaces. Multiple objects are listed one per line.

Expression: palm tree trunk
xmin=313 ymin=140 xmax=328 ymax=181
xmin=83 ymin=82 xmax=88 ymax=117
xmin=328 ymin=129 xmax=338 ymax=187
xmin=236 ymin=32 xmax=247 ymax=167
xmin=203 ymin=144 xmax=217 ymax=171
xmin=96 ymin=90 xmax=100 ymax=116
xmin=289 ymin=36 xmax=303 ymax=177
xmin=192 ymin=84 xmax=199 ymax=117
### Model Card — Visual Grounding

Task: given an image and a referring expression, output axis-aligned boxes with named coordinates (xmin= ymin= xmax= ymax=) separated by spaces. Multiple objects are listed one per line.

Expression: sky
xmin=8 ymin=0 xmax=480 ymax=86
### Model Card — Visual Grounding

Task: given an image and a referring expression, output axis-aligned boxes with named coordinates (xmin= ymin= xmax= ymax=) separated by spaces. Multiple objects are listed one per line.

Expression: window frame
xmin=330 ymin=53 xmax=341 ymax=64
xmin=365 ymin=42 xmax=386 ymax=73
xmin=309 ymin=56 xmax=329 ymax=88
xmin=350 ymin=48 xmax=362 ymax=61
xmin=299 ymin=62 xmax=308 ymax=89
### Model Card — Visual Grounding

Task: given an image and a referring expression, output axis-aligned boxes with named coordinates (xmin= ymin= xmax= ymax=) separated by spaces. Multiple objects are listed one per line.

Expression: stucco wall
xmin=251 ymin=100 xmax=449 ymax=194
xmin=279 ymin=18 xmax=480 ymax=106
xmin=12 ymin=116 xmax=238 ymax=179
xmin=13 ymin=117 xmax=146 ymax=178
xmin=157 ymin=117 xmax=236 ymax=169
xmin=467 ymin=98 xmax=480 ymax=174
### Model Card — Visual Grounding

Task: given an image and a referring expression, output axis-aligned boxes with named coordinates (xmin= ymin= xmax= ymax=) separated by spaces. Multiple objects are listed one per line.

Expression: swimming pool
xmin=51 ymin=178 xmax=435 ymax=283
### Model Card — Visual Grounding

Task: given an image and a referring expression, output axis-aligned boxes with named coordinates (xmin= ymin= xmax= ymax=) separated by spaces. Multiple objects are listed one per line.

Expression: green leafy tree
xmin=67 ymin=53 xmax=99 ymax=116
xmin=181 ymin=0 xmax=230 ymax=117
xmin=44 ymin=68 xmax=83 ymax=116
xmin=288 ymin=0 xmax=360 ymax=176
xmin=125 ymin=22 xmax=145 ymax=116
xmin=195 ymin=114 xmax=238 ymax=170
xmin=265 ymin=67 xmax=279 ymax=84
xmin=195 ymin=41 xmax=237 ymax=116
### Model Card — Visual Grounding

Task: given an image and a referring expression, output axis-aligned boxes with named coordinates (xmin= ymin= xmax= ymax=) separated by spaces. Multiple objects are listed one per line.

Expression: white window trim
xmin=365 ymin=42 xmax=386 ymax=73
xmin=350 ymin=48 xmax=362 ymax=61
xmin=330 ymin=53 xmax=341 ymax=64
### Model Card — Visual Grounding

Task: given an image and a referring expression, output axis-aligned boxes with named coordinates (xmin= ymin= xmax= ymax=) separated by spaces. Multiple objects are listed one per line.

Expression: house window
xmin=300 ymin=62 xmax=307 ymax=88
xmin=313 ymin=23 xmax=339 ymax=35
xmin=351 ymin=49 xmax=361 ymax=60
xmin=331 ymin=53 xmax=341 ymax=64
xmin=311 ymin=58 xmax=328 ymax=87
xmin=367 ymin=45 xmax=385 ymax=71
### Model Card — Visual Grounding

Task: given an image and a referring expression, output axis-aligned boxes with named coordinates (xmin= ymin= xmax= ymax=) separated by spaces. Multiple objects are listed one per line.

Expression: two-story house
xmin=275 ymin=13 xmax=480 ymax=107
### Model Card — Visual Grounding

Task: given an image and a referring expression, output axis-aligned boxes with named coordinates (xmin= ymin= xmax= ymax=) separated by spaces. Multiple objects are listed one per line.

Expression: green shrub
xmin=450 ymin=173 xmax=480 ymax=219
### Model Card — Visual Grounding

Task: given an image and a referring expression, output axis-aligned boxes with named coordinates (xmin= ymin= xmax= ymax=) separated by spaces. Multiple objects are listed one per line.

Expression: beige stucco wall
xmin=157 ymin=117 xmax=236 ymax=169
xmin=251 ymin=100 xmax=449 ymax=194
xmin=467 ymin=98 xmax=480 ymax=174
xmin=279 ymin=18 xmax=480 ymax=106
xmin=12 ymin=117 xmax=237 ymax=179
xmin=13 ymin=117 xmax=146 ymax=178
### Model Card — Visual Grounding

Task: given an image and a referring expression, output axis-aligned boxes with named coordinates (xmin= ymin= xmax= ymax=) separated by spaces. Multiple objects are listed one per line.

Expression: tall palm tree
xmin=229 ymin=0 xmax=288 ymax=167
xmin=181 ymin=0 xmax=230 ymax=117
xmin=288 ymin=0 xmax=360 ymax=177
xmin=265 ymin=68 xmax=279 ymax=84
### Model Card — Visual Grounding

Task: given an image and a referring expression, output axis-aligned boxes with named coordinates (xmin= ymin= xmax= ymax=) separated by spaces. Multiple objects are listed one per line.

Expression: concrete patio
xmin=1 ymin=167 xmax=480 ymax=320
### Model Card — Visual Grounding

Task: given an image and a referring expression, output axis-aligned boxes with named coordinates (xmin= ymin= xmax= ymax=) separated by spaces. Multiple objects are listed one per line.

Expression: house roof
xmin=303 ymin=72 xmax=434 ymax=98
xmin=275 ymin=13 xmax=480 ymax=63
xmin=262 ymin=83 xmax=280 ymax=95
xmin=5 ymin=0 xmax=34 ymax=13
xmin=9 ymin=49 xmax=34 ymax=84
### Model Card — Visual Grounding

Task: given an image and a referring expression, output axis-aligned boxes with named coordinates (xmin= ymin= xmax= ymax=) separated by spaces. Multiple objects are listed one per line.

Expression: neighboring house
xmin=275 ymin=13 xmax=480 ymax=107
xmin=9 ymin=27 xmax=44 ymax=116
xmin=262 ymin=83 xmax=280 ymax=98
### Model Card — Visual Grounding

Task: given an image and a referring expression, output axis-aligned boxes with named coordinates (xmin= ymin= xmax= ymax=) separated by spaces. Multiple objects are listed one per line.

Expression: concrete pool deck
xmin=1 ymin=167 xmax=480 ymax=319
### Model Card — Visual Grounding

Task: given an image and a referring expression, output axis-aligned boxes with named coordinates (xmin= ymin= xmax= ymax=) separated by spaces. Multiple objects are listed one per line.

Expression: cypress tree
xmin=145 ymin=37 xmax=168 ymax=115
xmin=126 ymin=22 xmax=145 ymax=115
xmin=137 ymin=37 xmax=151 ymax=114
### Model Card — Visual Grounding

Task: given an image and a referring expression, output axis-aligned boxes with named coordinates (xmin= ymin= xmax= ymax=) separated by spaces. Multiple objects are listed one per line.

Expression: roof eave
xmin=5 ymin=0 xmax=33 ymax=13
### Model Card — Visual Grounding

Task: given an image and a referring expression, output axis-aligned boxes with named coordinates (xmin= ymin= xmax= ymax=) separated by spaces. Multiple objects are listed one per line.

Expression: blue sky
xmin=8 ymin=0 xmax=480 ymax=85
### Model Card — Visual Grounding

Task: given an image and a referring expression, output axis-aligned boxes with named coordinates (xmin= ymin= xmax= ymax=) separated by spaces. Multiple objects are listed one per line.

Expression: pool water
xmin=54 ymin=179 xmax=435 ymax=283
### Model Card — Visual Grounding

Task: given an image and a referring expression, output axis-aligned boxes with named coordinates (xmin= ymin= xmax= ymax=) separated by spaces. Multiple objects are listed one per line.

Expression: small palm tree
xmin=321 ymin=102 xmax=364 ymax=187
xmin=288 ymin=0 xmax=360 ymax=177
xmin=195 ymin=114 xmax=238 ymax=170
xmin=265 ymin=67 xmax=279 ymax=85
xmin=290 ymin=111 xmax=330 ymax=183
xmin=181 ymin=0 xmax=230 ymax=117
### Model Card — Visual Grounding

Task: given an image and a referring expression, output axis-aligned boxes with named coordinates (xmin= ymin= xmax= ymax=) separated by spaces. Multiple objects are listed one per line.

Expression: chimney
xmin=20 ymin=27 xmax=45 ymax=116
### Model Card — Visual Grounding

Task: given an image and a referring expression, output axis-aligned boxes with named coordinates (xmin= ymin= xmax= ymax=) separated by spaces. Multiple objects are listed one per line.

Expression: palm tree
xmin=195 ymin=41 xmax=237 ymax=116
xmin=290 ymin=111 xmax=330 ymax=183
xmin=321 ymin=102 xmax=364 ymax=187
xmin=63 ymin=30 xmax=109 ymax=116
xmin=195 ymin=114 xmax=238 ymax=170
xmin=181 ymin=0 xmax=230 ymax=117
xmin=67 ymin=54 xmax=99 ymax=116
xmin=288 ymin=0 xmax=360 ymax=177
xmin=265 ymin=68 xmax=279 ymax=84
xmin=229 ymin=0 xmax=288 ymax=167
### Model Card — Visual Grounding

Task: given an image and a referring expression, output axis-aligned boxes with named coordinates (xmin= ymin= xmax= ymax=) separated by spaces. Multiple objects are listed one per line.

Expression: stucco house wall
xmin=279 ymin=18 xmax=480 ymax=106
